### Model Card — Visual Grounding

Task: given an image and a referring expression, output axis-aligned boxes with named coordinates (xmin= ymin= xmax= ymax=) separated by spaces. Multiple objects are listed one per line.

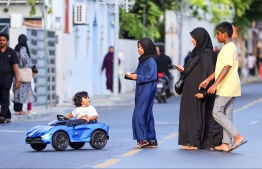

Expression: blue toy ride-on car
xmin=25 ymin=115 xmax=109 ymax=151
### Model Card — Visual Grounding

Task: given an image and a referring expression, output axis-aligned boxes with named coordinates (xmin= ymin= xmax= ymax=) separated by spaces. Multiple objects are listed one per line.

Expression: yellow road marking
xmin=93 ymin=97 xmax=262 ymax=168
xmin=162 ymin=132 xmax=178 ymax=140
xmin=93 ymin=159 xmax=121 ymax=168
xmin=234 ymin=97 xmax=262 ymax=113
xmin=122 ymin=149 xmax=143 ymax=156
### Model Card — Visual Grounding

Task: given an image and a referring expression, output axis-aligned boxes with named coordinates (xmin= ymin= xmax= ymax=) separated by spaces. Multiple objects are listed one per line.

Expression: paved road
xmin=0 ymin=82 xmax=261 ymax=168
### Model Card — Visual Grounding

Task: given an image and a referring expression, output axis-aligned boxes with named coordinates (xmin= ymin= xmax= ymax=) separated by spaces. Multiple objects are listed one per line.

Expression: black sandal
xmin=5 ymin=118 xmax=11 ymax=123
xmin=0 ymin=117 xmax=7 ymax=124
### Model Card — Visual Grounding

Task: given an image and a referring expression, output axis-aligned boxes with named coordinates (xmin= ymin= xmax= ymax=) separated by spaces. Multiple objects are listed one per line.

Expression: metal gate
xmin=27 ymin=28 xmax=57 ymax=106
xmin=0 ymin=23 xmax=9 ymax=34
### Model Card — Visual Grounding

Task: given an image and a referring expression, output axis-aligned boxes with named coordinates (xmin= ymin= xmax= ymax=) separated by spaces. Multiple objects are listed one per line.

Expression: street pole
xmin=113 ymin=0 xmax=119 ymax=97
xmin=178 ymin=0 xmax=184 ymax=66
xmin=42 ymin=0 xmax=48 ymax=109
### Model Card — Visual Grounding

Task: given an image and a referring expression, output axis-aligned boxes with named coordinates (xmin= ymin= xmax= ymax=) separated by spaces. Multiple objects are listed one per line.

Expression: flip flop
xmin=227 ymin=140 xmax=248 ymax=153
xmin=208 ymin=147 xmax=226 ymax=152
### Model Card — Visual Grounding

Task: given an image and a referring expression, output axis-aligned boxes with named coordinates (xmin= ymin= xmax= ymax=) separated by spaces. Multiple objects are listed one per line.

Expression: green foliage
xmin=47 ymin=7 xmax=52 ymax=15
xmin=120 ymin=0 xmax=254 ymax=40
xmin=120 ymin=0 xmax=181 ymax=40
xmin=245 ymin=0 xmax=262 ymax=21
xmin=26 ymin=0 xmax=52 ymax=17
xmin=26 ymin=0 xmax=36 ymax=16
xmin=120 ymin=9 xmax=143 ymax=39
xmin=184 ymin=0 xmax=252 ymax=38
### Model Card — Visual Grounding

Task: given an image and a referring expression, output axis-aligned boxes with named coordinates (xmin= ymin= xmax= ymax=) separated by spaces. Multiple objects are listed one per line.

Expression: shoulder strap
xmin=180 ymin=49 xmax=206 ymax=80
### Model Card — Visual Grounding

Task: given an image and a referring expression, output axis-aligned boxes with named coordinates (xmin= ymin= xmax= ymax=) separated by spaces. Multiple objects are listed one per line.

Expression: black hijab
xmin=138 ymin=37 xmax=158 ymax=63
xmin=15 ymin=34 xmax=31 ymax=58
xmin=190 ymin=27 xmax=213 ymax=57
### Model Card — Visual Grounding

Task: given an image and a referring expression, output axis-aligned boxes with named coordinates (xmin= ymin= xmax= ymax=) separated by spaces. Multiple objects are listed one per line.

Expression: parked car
xmin=25 ymin=115 xmax=109 ymax=151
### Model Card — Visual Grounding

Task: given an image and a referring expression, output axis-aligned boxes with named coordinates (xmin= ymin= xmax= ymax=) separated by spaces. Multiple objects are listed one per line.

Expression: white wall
xmin=118 ymin=39 xmax=138 ymax=93
xmin=9 ymin=26 xmax=27 ymax=49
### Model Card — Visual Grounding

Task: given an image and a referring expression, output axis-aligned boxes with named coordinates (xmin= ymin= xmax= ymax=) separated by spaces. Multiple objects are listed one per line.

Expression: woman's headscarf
xmin=190 ymin=27 xmax=213 ymax=57
xmin=15 ymin=34 xmax=31 ymax=58
xmin=138 ymin=37 xmax=158 ymax=63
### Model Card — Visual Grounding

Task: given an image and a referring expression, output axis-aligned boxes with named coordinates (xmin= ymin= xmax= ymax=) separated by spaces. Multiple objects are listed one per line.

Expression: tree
xmin=184 ymin=0 xmax=252 ymax=38
xmin=120 ymin=0 xmax=256 ymax=40
xmin=26 ymin=0 xmax=52 ymax=16
xmin=120 ymin=0 xmax=181 ymax=41
xmin=245 ymin=0 xmax=262 ymax=21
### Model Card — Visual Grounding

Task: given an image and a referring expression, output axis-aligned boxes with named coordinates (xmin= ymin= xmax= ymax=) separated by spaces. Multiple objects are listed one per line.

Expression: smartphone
xmin=172 ymin=64 xmax=179 ymax=69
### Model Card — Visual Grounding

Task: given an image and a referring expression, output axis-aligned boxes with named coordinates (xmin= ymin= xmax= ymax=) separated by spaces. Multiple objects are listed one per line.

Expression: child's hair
xmin=31 ymin=65 xmax=38 ymax=73
xmin=73 ymin=91 xmax=89 ymax=107
xmin=216 ymin=21 xmax=233 ymax=38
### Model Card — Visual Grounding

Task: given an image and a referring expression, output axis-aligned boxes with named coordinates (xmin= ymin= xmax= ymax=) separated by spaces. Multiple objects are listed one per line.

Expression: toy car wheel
xmin=52 ymin=131 xmax=69 ymax=151
xmin=69 ymin=142 xmax=85 ymax=149
xmin=30 ymin=143 xmax=47 ymax=151
xmin=90 ymin=130 xmax=107 ymax=149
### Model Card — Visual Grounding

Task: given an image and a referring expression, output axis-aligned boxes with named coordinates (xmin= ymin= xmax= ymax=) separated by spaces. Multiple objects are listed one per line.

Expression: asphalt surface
xmin=0 ymin=80 xmax=261 ymax=168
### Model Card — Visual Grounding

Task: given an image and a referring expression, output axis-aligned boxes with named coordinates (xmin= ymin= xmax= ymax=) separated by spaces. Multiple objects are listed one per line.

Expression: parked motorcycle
xmin=155 ymin=72 xmax=170 ymax=103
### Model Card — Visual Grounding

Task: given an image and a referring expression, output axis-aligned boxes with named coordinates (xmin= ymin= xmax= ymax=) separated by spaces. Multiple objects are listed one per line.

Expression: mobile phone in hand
xmin=172 ymin=64 xmax=179 ymax=69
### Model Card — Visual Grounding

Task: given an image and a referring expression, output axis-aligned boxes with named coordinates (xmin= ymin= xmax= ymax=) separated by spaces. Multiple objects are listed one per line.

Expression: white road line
xmin=162 ymin=132 xmax=178 ymax=140
xmin=249 ymin=120 xmax=260 ymax=124
xmin=0 ymin=130 xmax=27 ymax=133
xmin=234 ymin=97 xmax=262 ymax=113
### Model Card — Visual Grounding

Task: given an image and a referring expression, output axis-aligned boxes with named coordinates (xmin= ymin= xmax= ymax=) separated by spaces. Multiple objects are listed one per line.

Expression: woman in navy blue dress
xmin=125 ymin=37 xmax=158 ymax=148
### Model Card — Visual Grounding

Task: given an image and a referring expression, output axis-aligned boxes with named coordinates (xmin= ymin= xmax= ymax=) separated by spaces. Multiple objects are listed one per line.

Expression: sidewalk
xmin=8 ymin=76 xmax=262 ymax=122
xmin=241 ymin=76 xmax=262 ymax=84
xmin=10 ymin=92 xmax=135 ymax=122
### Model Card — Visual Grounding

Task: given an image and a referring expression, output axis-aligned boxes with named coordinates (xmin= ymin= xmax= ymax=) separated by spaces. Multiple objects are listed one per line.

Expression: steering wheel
xmin=57 ymin=115 xmax=69 ymax=121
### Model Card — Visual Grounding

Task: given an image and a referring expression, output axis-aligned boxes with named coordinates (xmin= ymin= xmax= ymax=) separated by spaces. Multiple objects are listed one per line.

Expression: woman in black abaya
xmin=175 ymin=27 xmax=223 ymax=149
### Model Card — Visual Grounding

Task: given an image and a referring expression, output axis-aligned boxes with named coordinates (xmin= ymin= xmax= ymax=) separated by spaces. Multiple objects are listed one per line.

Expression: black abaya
xmin=178 ymin=28 xmax=222 ymax=149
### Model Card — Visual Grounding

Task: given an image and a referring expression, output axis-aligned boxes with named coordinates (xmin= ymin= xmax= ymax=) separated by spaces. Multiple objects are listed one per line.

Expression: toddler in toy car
xmin=66 ymin=91 xmax=98 ymax=123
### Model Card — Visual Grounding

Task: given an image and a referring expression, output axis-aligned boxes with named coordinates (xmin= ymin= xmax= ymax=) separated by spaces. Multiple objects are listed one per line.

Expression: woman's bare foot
xmin=15 ymin=111 xmax=28 ymax=115
xmin=214 ymin=143 xmax=230 ymax=152
xmin=182 ymin=145 xmax=198 ymax=150
xmin=15 ymin=111 xmax=22 ymax=115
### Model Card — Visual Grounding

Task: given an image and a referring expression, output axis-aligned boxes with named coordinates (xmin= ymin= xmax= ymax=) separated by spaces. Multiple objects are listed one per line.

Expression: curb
xmin=11 ymin=108 xmax=72 ymax=122
xmin=241 ymin=76 xmax=262 ymax=85
xmin=10 ymin=93 xmax=135 ymax=122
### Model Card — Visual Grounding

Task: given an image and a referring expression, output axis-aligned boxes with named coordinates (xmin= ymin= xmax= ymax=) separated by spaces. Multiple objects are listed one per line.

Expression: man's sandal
xmin=15 ymin=111 xmax=29 ymax=115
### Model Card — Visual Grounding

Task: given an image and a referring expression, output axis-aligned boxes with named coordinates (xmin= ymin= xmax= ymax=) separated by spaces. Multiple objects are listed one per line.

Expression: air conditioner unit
xmin=74 ymin=3 xmax=86 ymax=24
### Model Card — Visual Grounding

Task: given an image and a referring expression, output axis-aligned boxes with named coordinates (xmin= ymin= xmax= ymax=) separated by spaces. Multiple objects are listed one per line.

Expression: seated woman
xmin=66 ymin=91 xmax=98 ymax=124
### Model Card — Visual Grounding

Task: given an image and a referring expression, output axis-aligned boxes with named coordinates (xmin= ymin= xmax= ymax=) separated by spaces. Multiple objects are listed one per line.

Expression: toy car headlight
xmin=41 ymin=133 xmax=52 ymax=139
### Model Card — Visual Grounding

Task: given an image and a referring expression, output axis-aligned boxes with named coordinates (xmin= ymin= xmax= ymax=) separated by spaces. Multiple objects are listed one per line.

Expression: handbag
xmin=174 ymin=52 xmax=203 ymax=95
xmin=19 ymin=68 xmax=33 ymax=83
xmin=174 ymin=79 xmax=184 ymax=95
